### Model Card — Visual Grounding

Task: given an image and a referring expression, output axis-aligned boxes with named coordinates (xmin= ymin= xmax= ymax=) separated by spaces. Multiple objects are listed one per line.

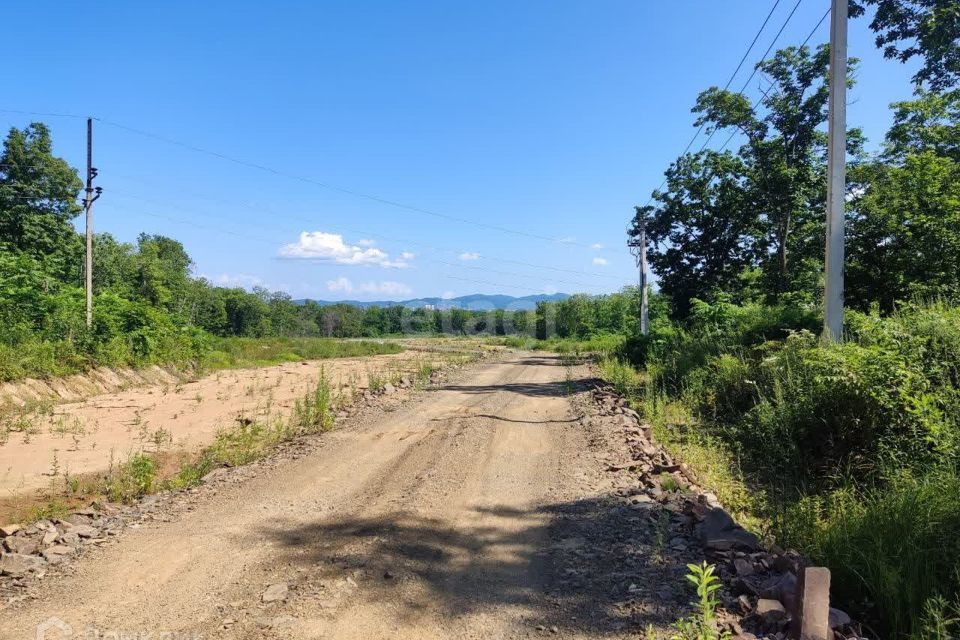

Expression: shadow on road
xmin=261 ymin=494 xmax=696 ymax=635
xmin=436 ymin=379 xmax=597 ymax=398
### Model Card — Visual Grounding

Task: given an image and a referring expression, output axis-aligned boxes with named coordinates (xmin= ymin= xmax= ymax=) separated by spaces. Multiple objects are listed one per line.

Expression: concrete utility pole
xmin=823 ymin=0 xmax=847 ymax=341
xmin=84 ymin=118 xmax=102 ymax=330
xmin=628 ymin=220 xmax=649 ymax=336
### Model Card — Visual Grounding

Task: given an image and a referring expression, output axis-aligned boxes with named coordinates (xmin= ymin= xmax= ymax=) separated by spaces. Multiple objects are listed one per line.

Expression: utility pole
xmin=628 ymin=218 xmax=649 ymax=336
xmin=823 ymin=0 xmax=847 ymax=341
xmin=84 ymin=118 xmax=102 ymax=330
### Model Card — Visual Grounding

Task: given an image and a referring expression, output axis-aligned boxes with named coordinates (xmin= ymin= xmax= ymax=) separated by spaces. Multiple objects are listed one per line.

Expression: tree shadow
xmin=259 ymin=493 xmax=699 ymax=635
xmin=461 ymin=414 xmax=581 ymax=425
xmin=436 ymin=379 xmax=596 ymax=398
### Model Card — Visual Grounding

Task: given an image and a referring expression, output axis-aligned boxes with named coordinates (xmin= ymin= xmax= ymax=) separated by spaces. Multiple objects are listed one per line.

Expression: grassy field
xmin=199 ymin=336 xmax=403 ymax=371
xmin=0 ymin=335 xmax=403 ymax=383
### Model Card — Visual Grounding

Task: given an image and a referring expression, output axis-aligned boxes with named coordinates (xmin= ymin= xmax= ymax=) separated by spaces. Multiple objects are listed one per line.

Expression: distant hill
xmin=295 ymin=293 xmax=570 ymax=311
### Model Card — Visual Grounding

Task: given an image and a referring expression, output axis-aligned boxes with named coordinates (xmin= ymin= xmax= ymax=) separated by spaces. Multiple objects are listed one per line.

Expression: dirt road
xmin=2 ymin=354 xmax=688 ymax=639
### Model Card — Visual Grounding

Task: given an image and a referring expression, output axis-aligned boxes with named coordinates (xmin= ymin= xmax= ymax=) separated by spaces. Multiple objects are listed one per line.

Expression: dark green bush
xmin=631 ymin=300 xmax=960 ymax=637
xmin=777 ymin=473 xmax=960 ymax=639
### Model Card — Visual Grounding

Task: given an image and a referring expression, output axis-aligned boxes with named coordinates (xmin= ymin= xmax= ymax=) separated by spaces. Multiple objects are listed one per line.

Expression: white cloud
xmin=557 ymin=236 xmax=576 ymax=244
xmin=592 ymin=257 xmax=608 ymax=266
xmin=356 ymin=238 xmax=377 ymax=247
xmin=459 ymin=252 xmax=480 ymax=261
xmin=325 ymin=277 xmax=412 ymax=297
xmin=368 ymin=281 xmax=412 ymax=296
xmin=591 ymin=243 xmax=604 ymax=250
xmin=400 ymin=251 xmax=416 ymax=260
xmin=203 ymin=273 xmax=264 ymax=289
xmin=280 ymin=231 xmax=409 ymax=268
xmin=327 ymin=276 xmax=354 ymax=293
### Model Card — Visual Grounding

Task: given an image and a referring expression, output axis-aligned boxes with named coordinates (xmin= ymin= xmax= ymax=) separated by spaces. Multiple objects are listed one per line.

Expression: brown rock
xmin=262 ymin=583 xmax=289 ymax=602
xmin=65 ymin=513 xmax=93 ymax=526
xmin=0 ymin=523 xmax=22 ymax=537
xmin=756 ymin=597 xmax=787 ymax=622
xmin=66 ymin=524 xmax=98 ymax=538
xmin=734 ymin=558 xmax=755 ymax=577
xmin=0 ymin=553 xmax=46 ymax=577
xmin=829 ymin=607 xmax=851 ymax=629
xmin=3 ymin=535 xmax=39 ymax=555
xmin=42 ymin=545 xmax=75 ymax=562
xmin=760 ymin=572 xmax=798 ymax=604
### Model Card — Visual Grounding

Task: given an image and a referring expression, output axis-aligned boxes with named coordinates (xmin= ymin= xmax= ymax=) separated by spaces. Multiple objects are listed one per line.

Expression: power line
xmin=104 ymin=185 xmax=622 ymax=281
xmin=696 ymin=0 xmax=806 ymax=153
xmin=431 ymin=258 xmax=598 ymax=290
xmin=716 ymin=7 xmax=831 ymax=154
xmin=95 ymin=192 xmax=613 ymax=292
xmin=0 ymin=107 xmax=605 ymax=252
xmin=90 ymin=117 xmax=602 ymax=251
xmin=0 ymin=108 xmax=85 ymax=120
xmin=638 ymin=0 xmax=791 ymax=208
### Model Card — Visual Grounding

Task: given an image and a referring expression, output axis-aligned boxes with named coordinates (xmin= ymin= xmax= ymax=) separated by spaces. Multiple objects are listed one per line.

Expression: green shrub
xmin=622 ymin=300 xmax=960 ymax=636
xmin=291 ymin=371 xmax=334 ymax=434
xmin=105 ymin=453 xmax=156 ymax=503
xmin=599 ymin=357 xmax=644 ymax=397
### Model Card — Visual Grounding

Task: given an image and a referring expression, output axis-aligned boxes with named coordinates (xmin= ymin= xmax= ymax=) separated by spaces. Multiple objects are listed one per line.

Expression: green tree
xmin=512 ymin=309 xmax=529 ymax=335
xmin=637 ymin=45 xmax=862 ymax=314
xmin=0 ymin=123 xmax=83 ymax=277
xmin=847 ymin=151 xmax=960 ymax=309
xmin=135 ymin=234 xmax=192 ymax=311
xmin=693 ymin=45 xmax=856 ymax=297
xmin=449 ymin=308 xmax=468 ymax=335
xmin=535 ymin=302 xmax=548 ymax=339
xmin=494 ymin=309 xmax=506 ymax=335
xmin=885 ymin=88 xmax=960 ymax=161
xmin=185 ymin=279 xmax=227 ymax=334
xmin=223 ymin=289 xmax=271 ymax=337
xmin=267 ymin=291 xmax=298 ymax=337
xmin=851 ymin=0 xmax=960 ymax=91
xmin=631 ymin=153 xmax=758 ymax=317
xmin=92 ymin=233 xmax=137 ymax=296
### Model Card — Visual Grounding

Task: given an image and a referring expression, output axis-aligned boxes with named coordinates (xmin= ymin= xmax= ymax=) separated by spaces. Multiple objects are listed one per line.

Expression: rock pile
xmin=0 ymin=506 xmax=125 ymax=594
xmin=587 ymin=384 xmax=862 ymax=640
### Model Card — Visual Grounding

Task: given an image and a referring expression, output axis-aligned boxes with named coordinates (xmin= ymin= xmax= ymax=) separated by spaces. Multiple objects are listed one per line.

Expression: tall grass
xmin=777 ymin=473 xmax=960 ymax=639
xmin=489 ymin=332 xmax=626 ymax=358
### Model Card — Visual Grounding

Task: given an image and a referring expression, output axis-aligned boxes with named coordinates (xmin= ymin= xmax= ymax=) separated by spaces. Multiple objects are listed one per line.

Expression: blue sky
xmin=3 ymin=1 xmax=918 ymax=301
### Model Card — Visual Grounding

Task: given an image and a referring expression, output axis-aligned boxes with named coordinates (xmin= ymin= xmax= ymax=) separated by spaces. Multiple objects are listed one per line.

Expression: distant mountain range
xmin=295 ymin=293 xmax=570 ymax=311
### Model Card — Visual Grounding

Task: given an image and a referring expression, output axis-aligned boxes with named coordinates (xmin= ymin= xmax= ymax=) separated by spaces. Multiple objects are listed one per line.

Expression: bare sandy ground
xmin=0 ymin=353 xmax=655 ymax=640
xmin=0 ymin=349 xmax=464 ymax=496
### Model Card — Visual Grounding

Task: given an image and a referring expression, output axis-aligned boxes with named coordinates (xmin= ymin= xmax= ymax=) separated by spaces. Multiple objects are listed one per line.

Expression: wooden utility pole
xmin=628 ymin=219 xmax=649 ymax=336
xmin=83 ymin=118 xmax=101 ymax=329
xmin=823 ymin=0 xmax=847 ymax=341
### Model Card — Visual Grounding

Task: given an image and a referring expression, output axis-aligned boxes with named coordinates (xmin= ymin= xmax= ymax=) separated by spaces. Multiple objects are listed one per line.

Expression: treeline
xmin=632 ymin=55 xmax=959 ymax=318
xmin=0 ymin=127 xmax=642 ymax=380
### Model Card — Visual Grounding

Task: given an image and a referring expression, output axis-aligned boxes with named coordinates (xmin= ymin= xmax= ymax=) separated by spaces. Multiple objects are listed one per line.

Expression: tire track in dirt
xmin=2 ymin=353 xmax=664 ymax=640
